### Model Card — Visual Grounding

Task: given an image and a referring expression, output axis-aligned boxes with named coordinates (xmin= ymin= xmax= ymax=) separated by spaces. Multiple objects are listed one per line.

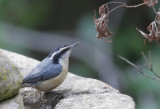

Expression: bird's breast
xmin=35 ymin=66 xmax=68 ymax=92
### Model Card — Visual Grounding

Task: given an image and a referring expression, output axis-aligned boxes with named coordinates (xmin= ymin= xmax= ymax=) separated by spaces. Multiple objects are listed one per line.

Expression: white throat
xmin=59 ymin=57 xmax=69 ymax=72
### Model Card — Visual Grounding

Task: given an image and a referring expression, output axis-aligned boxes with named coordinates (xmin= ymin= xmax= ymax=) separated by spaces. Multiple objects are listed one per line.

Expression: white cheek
xmin=50 ymin=51 xmax=60 ymax=59
xmin=50 ymin=52 xmax=55 ymax=59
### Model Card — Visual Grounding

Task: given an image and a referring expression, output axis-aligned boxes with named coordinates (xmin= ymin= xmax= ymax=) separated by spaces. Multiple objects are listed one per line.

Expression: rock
xmin=0 ymin=94 xmax=25 ymax=109
xmin=55 ymin=93 xmax=134 ymax=109
xmin=0 ymin=49 xmax=135 ymax=109
xmin=0 ymin=52 xmax=23 ymax=101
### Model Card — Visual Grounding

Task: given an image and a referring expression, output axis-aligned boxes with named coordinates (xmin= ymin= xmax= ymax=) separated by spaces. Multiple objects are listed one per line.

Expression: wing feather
xmin=22 ymin=58 xmax=62 ymax=83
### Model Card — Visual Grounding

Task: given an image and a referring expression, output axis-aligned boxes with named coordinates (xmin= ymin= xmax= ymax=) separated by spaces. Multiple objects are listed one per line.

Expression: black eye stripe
xmin=53 ymin=47 xmax=70 ymax=64
xmin=48 ymin=45 xmax=68 ymax=57
xmin=60 ymin=48 xmax=68 ymax=54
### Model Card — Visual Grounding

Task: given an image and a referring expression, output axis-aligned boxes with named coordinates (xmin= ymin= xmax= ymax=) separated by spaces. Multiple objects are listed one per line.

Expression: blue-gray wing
xmin=23 ymin=58 xmax=62 ymax=83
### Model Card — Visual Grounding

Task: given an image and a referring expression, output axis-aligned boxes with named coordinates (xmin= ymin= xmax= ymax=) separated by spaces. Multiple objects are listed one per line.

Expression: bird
xmin=21 ymin=42 xmax=79 ymax=92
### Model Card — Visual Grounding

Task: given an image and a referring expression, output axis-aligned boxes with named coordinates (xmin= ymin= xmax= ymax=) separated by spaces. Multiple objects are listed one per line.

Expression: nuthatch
xmin=22 ymin=42 xmax=79 ymax=92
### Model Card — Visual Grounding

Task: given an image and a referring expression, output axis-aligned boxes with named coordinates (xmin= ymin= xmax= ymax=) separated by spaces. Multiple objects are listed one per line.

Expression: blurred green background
xmin=0 ymin=0 xmax=160 ymax=109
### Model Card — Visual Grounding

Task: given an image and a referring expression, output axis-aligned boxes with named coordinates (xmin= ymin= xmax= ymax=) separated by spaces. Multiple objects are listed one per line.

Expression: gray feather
xmin=23 ymin=57 xmax=62 ymax=83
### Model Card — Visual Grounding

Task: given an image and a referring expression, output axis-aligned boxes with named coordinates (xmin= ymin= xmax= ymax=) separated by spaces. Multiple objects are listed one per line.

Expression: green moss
xmin=1 ymin=73 xmax=7 ymax=82
xmin=12 ymin=65 xmax=16 ymax=68
xmin=0 ymin=53 xmax=23 ymax=101
xmin=0 ymin=81 xmax=20 ymax=101
xmin=3 ymin=69 xmax=6 ymax=72
xmin=7 ymin=83 xmax=10 ymax=87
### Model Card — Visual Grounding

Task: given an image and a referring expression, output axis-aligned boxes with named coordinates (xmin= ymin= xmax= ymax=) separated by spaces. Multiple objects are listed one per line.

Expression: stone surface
xmin=0 ymin=94 xmax=25 ymax=109
xmin=0 ymin=51 xmax=23 ymax=101
xmin=0 ymin=49 xmax=135 ymax=109
xmin=55 ymin=93 xmax=134 ymax=109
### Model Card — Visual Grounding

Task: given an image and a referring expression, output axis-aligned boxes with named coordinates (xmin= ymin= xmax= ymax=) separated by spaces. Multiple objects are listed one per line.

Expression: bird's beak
xmin=70 ymin=42 xmax=80 ymax=48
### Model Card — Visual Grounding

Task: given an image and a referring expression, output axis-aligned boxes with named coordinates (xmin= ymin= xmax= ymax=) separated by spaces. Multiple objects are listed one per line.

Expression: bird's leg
xmin=40 ymin=91 xmax=43 ymax=101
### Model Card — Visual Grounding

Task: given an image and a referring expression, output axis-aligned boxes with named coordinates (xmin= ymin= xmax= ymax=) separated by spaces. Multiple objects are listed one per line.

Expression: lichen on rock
xmin=0 ymin=52 xmax=23 ymax=101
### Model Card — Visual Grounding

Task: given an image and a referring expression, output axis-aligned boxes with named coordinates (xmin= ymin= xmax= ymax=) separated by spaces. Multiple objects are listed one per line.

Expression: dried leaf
xmin=94 ymin=4 xmax=112 ymax=42
xmin=156 ymin=12 xmax=160 ymax=25
xmin=143 ymin=0 xmax=158 ymax=7
xmin=137 ymin=21 xmax=160 ymax=42
xmin=94 ymin=1 xmax=159 ymax=43
xmin=137 ymin=8 xmax=160 ymax=43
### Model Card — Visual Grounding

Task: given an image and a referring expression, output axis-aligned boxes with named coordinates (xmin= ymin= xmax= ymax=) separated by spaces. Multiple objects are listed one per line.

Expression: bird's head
xmin=48 ymin=42 xmax=79 ymax=64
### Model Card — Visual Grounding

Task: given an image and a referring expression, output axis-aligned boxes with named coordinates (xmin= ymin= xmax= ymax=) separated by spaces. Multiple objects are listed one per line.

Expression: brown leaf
xmin=99 ymin=4 xmax=107 ymax=17
xmin=143 ymin=0 xmax=158 ymax=7
xmin=94 ymin=4 xmax=112 ymax=42
xmin=137 ymin=21 xmax=160 ymax=42
xmin=137 ymin=8 xmax=160 ymax=43
xmin=156 ymin=12 xmax=160 ymax=25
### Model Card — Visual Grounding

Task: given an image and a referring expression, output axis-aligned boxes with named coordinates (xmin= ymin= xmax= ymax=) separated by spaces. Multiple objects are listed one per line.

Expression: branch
xmin=94 ymin=0 xmax=158 ymax=42
xmin=118 ymin=55 xmax=160 ymax=81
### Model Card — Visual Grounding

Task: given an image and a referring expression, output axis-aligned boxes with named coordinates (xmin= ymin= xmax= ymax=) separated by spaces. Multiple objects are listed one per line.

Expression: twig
xmin=106 ymin=1 xmax=156 ymax=15
xmin=142 ymin=51 xmax=160 ymax=78
xmin=106 ymin=1 xmax=150 ymax=8
xmin=152 ymin=6 xmax=157 ymax=14
xmin=141 ymin=52 xmax=148 ymax=66
xmin=118 ymin=55 xmax=160 ymax=81
xmin=125 ymin=2 xmax=150 ymax=8
xmin=148 ymin=51 xmax=153 ymax=71
xmin=107 ymin=4 xmax=126 ymax=16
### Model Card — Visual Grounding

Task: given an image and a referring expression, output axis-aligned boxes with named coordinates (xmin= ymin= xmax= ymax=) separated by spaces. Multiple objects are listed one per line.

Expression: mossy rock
xmin=0 ymin=52 xmax=23 ymax=101
xmin=0 ymin=94 xmax=25 ymax=109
